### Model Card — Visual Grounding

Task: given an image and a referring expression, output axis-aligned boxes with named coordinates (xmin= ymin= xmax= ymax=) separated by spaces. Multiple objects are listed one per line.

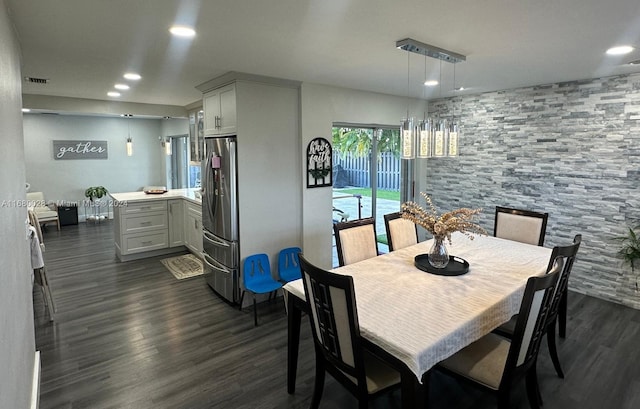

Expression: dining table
xmin=283 ymin=232 xmax=553 ymax=408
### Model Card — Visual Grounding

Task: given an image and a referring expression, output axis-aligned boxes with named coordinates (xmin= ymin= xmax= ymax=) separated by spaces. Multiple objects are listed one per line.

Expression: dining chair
xmin=437 ymin=260 xmax=563 ymax=409
xmin=298 ymin=254 xmax=401 ymax=409
xmin=384 ymin=212 xmax=418 ymax=252
xmin=333 ymin=217 xmax=379 ymax=266
xmin=494 ymin=234 xmax=582 ymax=379
xmin=240 ymin=253 xmax=283 ymax=326
xmin=494 ymin=206 xmax=549 ymax=246
xmin=277 ymin=246 xmax=302 ymax=283
xmin=28 ymin=209 xmax=56 ymax=321
xmin=27 ymin=191 xmax=60 ymax=231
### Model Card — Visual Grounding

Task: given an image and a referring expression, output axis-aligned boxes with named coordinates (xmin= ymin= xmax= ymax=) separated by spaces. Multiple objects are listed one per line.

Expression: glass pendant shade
xmin=448 ymin=122 xmax=459 ymax=157
xmin=126 ymin=138 xmax=133 ymax=156
xmin=401 ymin=118 xmax=415 ymax=159
xmin=433 ymin=119 xmax=447 ymax=157
xmin=417 ymin=118 xmax=432 ymax=158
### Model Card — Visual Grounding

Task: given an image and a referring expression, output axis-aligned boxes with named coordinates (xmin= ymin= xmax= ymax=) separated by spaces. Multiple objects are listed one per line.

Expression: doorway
xmin=331 ymin=125 xmax=413 ymax=265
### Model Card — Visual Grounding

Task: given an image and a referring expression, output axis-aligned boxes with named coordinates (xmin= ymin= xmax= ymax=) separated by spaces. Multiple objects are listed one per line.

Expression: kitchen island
xmin=110 ymin=188 xmax=202 ymax=262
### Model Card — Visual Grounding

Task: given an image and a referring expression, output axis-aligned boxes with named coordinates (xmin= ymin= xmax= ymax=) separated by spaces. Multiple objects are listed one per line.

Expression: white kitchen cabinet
xmin=168 ymin=199 xmax=184 ymax=247
xmin=114 ymin=201 xmax=169 ymax=259
xmin=203 ymin=83 xmax=236 ymax=135
xmin=184 ymin=202 xmax=203 ymax=256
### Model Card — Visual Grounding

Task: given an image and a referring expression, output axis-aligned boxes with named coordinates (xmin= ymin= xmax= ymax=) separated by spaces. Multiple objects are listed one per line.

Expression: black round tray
xmin=414 ymin=254 xmax=469 ymax=276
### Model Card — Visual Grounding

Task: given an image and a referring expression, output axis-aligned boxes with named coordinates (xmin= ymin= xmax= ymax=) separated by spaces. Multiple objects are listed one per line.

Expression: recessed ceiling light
xmin=455 ymin=86 xmax=465 ymax=91
xmin=123 ymin=72 xmax=141 ymax=81
xmin=606 ymin=45 xmax=634 ymax=55
xmin=169 ymin=25 xmax=196 ymax=37
xmin=22 ymin=108 xmax=31 ymax=113
xmin=114 ymin=83 xmax=130 ymax=90
xmin=424 ymin=80 xmax=439 ymax=87
xmin=108 ymin=91 xmax=121 ymax=97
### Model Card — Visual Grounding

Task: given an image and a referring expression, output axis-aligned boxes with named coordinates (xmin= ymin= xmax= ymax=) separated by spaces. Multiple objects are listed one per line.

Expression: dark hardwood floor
xmin=34 ymin=222 xmax=640 ymax=409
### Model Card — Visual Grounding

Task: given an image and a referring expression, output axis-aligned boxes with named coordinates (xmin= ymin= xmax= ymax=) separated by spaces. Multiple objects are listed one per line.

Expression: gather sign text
xmin=53 ymin=140 xmax=108 ymax=160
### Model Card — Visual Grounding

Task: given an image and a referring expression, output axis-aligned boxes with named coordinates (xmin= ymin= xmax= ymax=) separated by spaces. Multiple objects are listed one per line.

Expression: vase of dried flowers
xmin=402 ymin=192 xmax=487 ymax=269
xmin=429 ymin=235 xmax=450 ymax=268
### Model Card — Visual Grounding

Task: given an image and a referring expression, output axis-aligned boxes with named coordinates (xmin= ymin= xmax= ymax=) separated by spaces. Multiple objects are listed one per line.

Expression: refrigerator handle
xmin=203 ymin=253 xmax=232 ymax=274
xmin=203 ymin=230 xmax=230 ymax=247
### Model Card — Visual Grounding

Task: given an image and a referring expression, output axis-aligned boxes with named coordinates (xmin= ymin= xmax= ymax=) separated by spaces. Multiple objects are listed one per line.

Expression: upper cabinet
xmin=203 ymin=83 xmax=236 ymax=136
xmin=189 ymin=109 xmax=205 ymax=163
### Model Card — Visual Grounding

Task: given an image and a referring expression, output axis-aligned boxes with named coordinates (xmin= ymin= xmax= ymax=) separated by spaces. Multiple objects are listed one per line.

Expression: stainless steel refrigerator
xmin=202 ymin=136 xmax=239 ymax=304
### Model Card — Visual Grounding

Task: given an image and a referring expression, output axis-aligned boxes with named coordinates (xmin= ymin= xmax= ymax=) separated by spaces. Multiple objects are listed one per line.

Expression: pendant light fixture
xmin=124 ymin=114 xmax=133 ymax=156
xmin=400 ymin=50 xmax=415 ymax=159
xmin=396 ymin=38 xmax=466 ymax=159
xmin=417 ymin=55 xmax=432 ymax=159
xmin=448 ymin=62 xmax=459 ymax=157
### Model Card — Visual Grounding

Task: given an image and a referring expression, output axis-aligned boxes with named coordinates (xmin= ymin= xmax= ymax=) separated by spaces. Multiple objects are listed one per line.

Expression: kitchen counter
xmin=110 ymin=188 xmax=202 ymax=205
xmin=110 ymin=188 xmax=203 ymax=262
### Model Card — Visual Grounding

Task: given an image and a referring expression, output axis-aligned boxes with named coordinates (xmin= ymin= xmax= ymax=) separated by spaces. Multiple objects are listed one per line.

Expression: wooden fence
xmin=333 ymin=152 xmax=400 ymax=191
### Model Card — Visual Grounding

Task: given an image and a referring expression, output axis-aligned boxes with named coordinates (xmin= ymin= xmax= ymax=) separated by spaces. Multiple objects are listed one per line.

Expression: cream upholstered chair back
xmin=384 ymin=212 xmax=418 ymax=251
xmin=508 ymin=260 xmax=562 ymax=371
xmin=333 ymin=217 xmax=378 ymax=266
xmin=27 ymin=191 xmax=60 ymax=230
xmin=494 ymin=206 xmax=548 ymax=246
xmin=301 ymin=255 xmax=360 ymax=373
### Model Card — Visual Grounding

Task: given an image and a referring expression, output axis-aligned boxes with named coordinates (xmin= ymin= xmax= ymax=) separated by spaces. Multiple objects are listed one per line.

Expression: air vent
xmin=24 ymin=76 xmax=49 ymax=84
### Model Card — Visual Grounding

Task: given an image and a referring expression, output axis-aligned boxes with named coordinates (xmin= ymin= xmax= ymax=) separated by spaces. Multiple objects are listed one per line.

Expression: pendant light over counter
xmin=396 ymin=38 xmax=466 ymax=160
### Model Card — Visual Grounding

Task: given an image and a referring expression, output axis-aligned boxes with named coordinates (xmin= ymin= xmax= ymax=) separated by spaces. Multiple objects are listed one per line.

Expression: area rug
xmin=161 ymin=254 xmax=204 ymax=280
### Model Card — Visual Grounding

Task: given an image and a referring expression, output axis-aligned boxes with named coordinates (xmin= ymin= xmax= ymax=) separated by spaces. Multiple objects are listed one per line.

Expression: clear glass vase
xmin=428 ymin=235 xmax=450 ymax=268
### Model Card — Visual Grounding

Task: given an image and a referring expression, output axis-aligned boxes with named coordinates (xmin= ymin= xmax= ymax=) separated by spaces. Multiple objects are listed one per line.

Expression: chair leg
xmin=526 ymin=369 xmax=542 ymax=409
xmin=253 ymin=294 xmax=258 ymax=326
xmin=547 ymin=321 xmax=565 ymax=378
xmin=559 ymin=291 xmax=568 ymax=338
xmin=310 ymin=351 xmax=325 ymax=409
xmin=239 ymin=290 xmax=245 ymax=311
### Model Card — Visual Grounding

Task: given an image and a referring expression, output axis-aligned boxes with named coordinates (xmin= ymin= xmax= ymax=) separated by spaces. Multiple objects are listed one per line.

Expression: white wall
xmin=300 ymin=83 xmax=428 ymax=268
xmin=0 ymin=0 xmax=36 ymax=407
xmin=23 ymin=115 xmax=167 ymax=211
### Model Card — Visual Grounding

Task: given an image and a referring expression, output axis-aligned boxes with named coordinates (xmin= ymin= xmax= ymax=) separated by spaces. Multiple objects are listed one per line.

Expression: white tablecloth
xmin=284 ymin=232 xmax=552 ymax=380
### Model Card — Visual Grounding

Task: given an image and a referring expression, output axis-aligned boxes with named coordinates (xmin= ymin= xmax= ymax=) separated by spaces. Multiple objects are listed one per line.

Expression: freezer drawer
xmin=203 ymin=253 xmax=238 ymax=304
xmin=203 ymin=229 xmax=238 ymax=269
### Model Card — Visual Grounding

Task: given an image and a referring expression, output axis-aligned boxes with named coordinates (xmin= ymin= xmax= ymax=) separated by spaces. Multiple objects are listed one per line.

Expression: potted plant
xmin=84 ymin=186 xmax=108 ymax=221
xmin=84 ymin=186 xmax=108 ymax=202
xmin=615 ymin=225 xmax=640 ymax=292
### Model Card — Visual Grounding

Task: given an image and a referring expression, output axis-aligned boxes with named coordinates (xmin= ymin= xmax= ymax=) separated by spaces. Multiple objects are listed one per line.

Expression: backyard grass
xmin=335 ymin=188 xmax=400 ymax=201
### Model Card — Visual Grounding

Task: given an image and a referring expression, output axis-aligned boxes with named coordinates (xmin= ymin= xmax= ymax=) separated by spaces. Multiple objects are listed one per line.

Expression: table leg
xmin=401 ymin=368 xmax=428 ymax=409
xmin=287 ymin=293 xmax=302 ymax=394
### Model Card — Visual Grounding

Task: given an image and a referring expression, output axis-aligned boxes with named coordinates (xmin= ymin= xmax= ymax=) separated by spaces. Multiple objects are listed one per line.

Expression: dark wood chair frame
xmin=438 ymin=262 xmax=562 ymax=409
xmin=383 ymin=212 xmax=419 ymax=252
xmin=299 ymin=255 xmax=400 ymax=409
xmin=333 ymin=217 xmax=379 ymax=267
xmin=494 ymin=206 xmax=549 ymax=246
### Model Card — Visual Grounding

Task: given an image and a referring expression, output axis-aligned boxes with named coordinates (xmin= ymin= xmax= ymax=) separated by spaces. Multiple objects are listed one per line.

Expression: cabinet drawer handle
xmin=141 ymin=241 xmax=153 ymax=245
xmin=140 ymin=206 xmax=151 ymax=210
xmin=140 ymin=221 xmax=152 ymax=226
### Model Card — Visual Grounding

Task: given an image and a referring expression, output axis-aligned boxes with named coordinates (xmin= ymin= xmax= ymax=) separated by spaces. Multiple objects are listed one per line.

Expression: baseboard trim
xmin=30 ymin=351 xmax=40 ymax=409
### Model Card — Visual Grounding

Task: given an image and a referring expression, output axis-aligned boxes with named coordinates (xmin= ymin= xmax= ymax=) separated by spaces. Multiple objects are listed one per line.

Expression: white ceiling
xmin=7 ymin=0 xmax=640 ymax=109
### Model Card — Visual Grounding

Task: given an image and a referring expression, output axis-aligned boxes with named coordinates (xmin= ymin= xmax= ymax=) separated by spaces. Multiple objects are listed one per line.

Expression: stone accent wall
xmin=427 ymin=73 xmax=640 ymax=309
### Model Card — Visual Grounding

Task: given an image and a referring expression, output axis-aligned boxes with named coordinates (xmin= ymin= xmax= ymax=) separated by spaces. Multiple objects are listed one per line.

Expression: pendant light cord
xmin=407 ymin=50 xmax=410 ymax=119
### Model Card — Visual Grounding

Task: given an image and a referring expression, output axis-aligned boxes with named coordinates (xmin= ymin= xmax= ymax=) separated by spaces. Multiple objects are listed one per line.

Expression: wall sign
xmin=53 ymin=140 xmax=108 ymax=160
xmin=306 ymin=137 xmax=332 ymax=188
